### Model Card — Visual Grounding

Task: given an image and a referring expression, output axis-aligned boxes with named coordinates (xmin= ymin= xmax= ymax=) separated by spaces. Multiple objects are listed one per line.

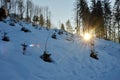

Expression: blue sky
xmin=34 ymin=0 xmax=75 ymax=28
xmin=34 ymin=0 xmax=115 ymax=28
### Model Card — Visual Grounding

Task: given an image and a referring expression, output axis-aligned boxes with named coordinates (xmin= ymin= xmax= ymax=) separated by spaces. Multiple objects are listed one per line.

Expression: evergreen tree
xmin=66 ymin=19 xmax=73 ymax=33
xmin=46 ymin=18 xmax=51 ymax=29
xmin=91 ymin=0 xmax=104 ymax=38
xmin=46 ymin=11 xmax=51 ymax=29
xmin=61 ymin=23 xmax=65 ymax=31
xmin=90 ymin=0 xmax=97 ymax=30
xmin=75 ymin=0 xmax=80 ymax=35
xmin=114 ymin=0 xmax=120 ymax=43
xmin=39 ymin=14 xmax=44 ymax=26
xmin=103 ymin=0 xmax=112 ymax=39
xmin=76 ymin=0 xmax=90 ymax=33
xmin=33 ymin=15 xmax=39 ymax=25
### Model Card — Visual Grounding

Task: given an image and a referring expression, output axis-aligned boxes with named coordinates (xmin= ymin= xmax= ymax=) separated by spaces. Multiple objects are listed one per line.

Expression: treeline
xmin=75 ymin=0 xmax=120 ymax=43
xmin=0 ymin=0 xmax=51 ymax=29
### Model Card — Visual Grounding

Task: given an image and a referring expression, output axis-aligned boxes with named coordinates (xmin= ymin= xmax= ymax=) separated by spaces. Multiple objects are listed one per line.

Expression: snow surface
xmin=0 ymin=19 xmax=120 ymax=80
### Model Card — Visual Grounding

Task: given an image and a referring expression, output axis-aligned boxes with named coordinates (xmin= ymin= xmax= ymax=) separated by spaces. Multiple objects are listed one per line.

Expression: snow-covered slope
xmin=0 ymin=20 xmax=120 ymax=80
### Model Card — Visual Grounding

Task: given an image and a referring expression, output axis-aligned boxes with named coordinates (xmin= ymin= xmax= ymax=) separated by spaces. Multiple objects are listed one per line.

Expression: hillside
xmin=0 ymin=19 xmax=120 ymax=80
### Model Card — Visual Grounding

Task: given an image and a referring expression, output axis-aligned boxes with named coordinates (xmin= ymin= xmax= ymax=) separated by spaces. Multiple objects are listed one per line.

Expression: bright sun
xmin=83 ymin=33 xmax=91 ymax=41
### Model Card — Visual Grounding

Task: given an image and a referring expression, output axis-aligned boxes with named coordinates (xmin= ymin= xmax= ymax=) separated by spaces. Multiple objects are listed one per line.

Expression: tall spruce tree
xmin=90 ymin=0 xmax=97 ymax=32
xmin=46 ymin=10 xmax=51 ymax=29
xmin=39 ymin=14 xmax=44 ymax=26
xmin=79 ymin=0 xmax=90 ymax=33
xmin=114 ymin=0 xmax=120 ymax=43
xmin=103 ymin=0 xmax=112 ymax=39
xmin=91 ymin=0 xmax=104 ymax=38
xmin=66 ymin=19 xmax=73 ymax=33
xmin=75 ymin=0 xmax=80 ymax=35
xmin=61 ymin=23 xmax=65 ymax=31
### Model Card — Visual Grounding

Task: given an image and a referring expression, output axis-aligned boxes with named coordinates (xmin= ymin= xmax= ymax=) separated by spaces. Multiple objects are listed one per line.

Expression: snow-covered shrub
xmin=40 ymin=51 xmax=53 ymax=62
xmin=104 ymin=38 xmax=111 ymax=41
xmin=32 ymin=23 xmax=36 ymax=26
xmin=32 ymin=24 xmax=39 ymax=29
xmin=90 ymin=50 xmax=99 ymax=60
xmin=58 ymin=30 xmax=64 ymax=35
xmin=21 ymin=43 xmax=28 ymax=55
xmin=46 ymin=27 xmax=50 ymax=31
xmin=2 ymin=32 xmax=10 ymax=42
xmin=9 ymin=22 xmax=15 ymax=26
xmin=21 ymin=27 xmax=31 ymax=32
xmin=9 ymin=13 xmax=20 ymax=23
xmin=51 ymin=33 xmax=57 ymax=39
xmin=54 ymin=29 xmax=58 ymax=32
xmin=66 ymin=37 xmax=72 ymax=41
xmin=39 ymin=27 xmax=42 ymax=30
xmin=3 ymin=20 xmax=7 ymax=23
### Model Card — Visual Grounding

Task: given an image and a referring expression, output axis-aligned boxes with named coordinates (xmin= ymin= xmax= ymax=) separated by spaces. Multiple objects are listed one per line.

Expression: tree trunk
xmin=118 ymin=22 xmax=120 ymax=43
xmin=113 ymin=22 xmax=116 ymax=42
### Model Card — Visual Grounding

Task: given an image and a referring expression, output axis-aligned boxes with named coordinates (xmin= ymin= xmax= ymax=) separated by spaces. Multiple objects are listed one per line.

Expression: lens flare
xmin=29 ymin=44 xmax=41 ymax=48
xmin=84 ymin=33 xmax=91 ymax=41
xmin=29 ymin=44 xmax=35 ymax=47
xmin=37 ymin=44 xmax=40 ymax=48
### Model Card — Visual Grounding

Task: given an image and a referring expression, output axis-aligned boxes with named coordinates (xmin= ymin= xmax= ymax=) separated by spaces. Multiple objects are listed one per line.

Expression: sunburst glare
xmin=83 ymin=33 xmax=91 ymax=41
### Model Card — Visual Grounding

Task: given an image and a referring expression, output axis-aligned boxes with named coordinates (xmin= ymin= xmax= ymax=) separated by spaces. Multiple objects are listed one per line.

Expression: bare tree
xmin=26 ymin=0 xmax=33 ymax=22
xmin=17 ymin=0 xmax=25 ymax=20
xmin=9 ymin=0 xmax=17 ymax=14
xmin=29 ymin=2 xmax=34 ymax=22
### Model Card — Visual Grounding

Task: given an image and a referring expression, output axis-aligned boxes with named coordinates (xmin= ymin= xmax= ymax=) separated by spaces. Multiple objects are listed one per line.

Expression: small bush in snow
xmin=51 ymin=33 xmax=57 ymax=39
xmin=3 ymin=20 xmax=7 ymax=23
xmin=2 ymin=32 xmax=10 ymax=42
xmin=46 ymin=27 xmax=50 ymax=31
xmin=66 ymin=38 xmax=72 ymax=41
xmin=58 ymin=30 xmax=64 ymax=35
xmin=21 ymin=27 xmax=31 ymax=32
xmin=9 ymin=22 xmax=15 ymax=26
xmin=104 ymin=38 xmax=111 ymax=41
xmin=54 ymin=29 xmax=58 ymax=32
xmin=40 ymin=51 xmax=53 ymax=62
xmin=32 ymin=23 xmax=37 ymax=26
xmin=21 ymin=43 xmax=28 ymax=55
xmin=90 ymin=50 xmax=99 ymax=60
xmin=39 ymin=27 xmax=42 ymax=30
